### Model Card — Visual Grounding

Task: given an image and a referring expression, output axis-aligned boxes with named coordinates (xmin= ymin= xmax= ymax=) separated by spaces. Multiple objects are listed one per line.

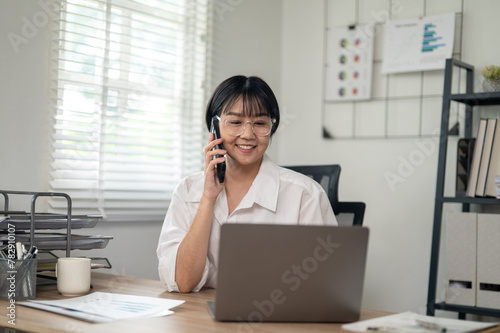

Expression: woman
xmin=157 ymin=76 xmax=337 ymax=293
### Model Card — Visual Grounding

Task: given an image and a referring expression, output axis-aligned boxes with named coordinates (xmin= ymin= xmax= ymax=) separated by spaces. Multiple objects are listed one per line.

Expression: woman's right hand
xmin=202 ymin=132 xmax=226 ymax=201
xmin=175 ymin=132 xmax=226 ymax=292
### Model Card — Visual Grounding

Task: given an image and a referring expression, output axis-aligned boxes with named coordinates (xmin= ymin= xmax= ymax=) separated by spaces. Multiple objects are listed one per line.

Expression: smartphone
xmin=210 ymin=116 xmax=226 ymax=183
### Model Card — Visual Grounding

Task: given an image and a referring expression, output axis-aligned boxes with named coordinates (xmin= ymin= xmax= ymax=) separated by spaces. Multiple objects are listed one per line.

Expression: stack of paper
xmin=20 ymin=292 xmax=184 ymax=323
xmin=342 ymin=312 xmax=498 ymax=333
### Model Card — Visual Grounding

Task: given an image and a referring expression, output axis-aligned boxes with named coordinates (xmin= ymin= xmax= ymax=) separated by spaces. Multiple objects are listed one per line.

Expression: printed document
xmin=343 ymin=311 xmax=497 ymax=333
xmin=20 ymin=292 xmax=184 ymax=323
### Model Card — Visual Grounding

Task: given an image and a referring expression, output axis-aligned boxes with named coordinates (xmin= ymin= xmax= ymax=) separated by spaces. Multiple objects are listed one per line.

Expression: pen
xmin=24 ymin=245 xmax=38 ymax=259
xmin=31 ymin=247 xmax=38 ymax=258
xmin=416 ymin=319 xmax=447 ymax=333
xmin=367 ymin=326 xmax=396 ymax=332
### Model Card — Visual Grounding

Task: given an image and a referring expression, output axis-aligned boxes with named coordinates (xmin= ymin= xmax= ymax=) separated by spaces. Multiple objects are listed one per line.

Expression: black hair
xmin=205 ymin=75 xmax=280 ymax=135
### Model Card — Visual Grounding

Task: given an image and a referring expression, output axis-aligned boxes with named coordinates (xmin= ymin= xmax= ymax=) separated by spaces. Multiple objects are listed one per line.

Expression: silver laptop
xmin=207 ymin=223 xmax=369 ymax=323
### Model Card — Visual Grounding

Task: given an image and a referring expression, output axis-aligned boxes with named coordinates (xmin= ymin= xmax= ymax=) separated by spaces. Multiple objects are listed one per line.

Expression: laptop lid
xmin=208 ymin=223 xmax=369 ymax=323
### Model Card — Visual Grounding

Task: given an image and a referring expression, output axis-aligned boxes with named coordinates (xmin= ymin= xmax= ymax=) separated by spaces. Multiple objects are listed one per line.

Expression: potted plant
xmin=480 ymin=65 xmax=500 ymax=92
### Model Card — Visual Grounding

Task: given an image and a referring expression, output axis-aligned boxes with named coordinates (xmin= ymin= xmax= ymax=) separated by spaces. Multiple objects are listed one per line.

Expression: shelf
xmin=450 ymin=92 xmax=500 ymax=106
xmin=427 ymin=59 xmax=500 ymax=318
xmin=439 ymin=196 xmax=500 ymax=204
xmin=434 ymin=302 xmax=500 ymax=318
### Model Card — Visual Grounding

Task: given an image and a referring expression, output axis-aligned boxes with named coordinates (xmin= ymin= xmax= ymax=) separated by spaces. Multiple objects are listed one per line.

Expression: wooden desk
xmin=0 ymin=272 xmax=492 ymax=333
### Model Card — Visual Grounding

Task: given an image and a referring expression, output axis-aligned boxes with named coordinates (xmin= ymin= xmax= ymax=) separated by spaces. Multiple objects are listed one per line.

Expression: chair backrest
xmin=283 ymin=164 xmax=365 ymax=226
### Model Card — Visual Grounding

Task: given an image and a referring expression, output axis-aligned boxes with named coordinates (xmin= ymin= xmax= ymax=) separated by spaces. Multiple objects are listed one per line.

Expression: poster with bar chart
xmin=381 ymin=12 xmax=455 ymax=74
xmin=325 ymin=24 xmax=374 ymax=101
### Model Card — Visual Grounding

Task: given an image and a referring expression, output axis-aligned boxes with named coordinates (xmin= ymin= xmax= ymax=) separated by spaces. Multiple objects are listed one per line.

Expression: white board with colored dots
xmin=325 ymin=24 xmax=374 ymax=102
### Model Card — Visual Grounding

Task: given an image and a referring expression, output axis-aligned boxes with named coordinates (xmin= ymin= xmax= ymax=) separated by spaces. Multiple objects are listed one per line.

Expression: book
xmin=456 ymin=138 xmax=475 ymax=195
xmin=466 ymin=118 xmax=487 ymax=197
xmin=476 ymin=118 xmax=497 ymax=196
xmin=497 ymin=175 xmax=500 ymax=199
xmin=485 ymin=119 xmax=500 ymax=197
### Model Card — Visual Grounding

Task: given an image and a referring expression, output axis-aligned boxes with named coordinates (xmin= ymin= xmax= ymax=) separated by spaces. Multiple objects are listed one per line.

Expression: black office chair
xmin=283 ymin=165 xmax=365 ymax=226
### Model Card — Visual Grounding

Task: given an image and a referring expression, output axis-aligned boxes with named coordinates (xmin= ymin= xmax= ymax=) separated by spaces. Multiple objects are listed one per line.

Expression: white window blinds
xmin=47 ymin=0 xmax=210 ymax=222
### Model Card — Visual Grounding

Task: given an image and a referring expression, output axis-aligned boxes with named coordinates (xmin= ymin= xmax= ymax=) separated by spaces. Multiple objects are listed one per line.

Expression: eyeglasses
xmin=215 ymin=115 xmax=276 ymax=137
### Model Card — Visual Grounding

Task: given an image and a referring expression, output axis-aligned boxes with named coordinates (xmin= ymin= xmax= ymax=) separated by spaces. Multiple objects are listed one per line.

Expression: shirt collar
xmin=185 ymin=154 xmax=280 ymax=213
xmin=237 ymin=154 xmax=279 ymax=212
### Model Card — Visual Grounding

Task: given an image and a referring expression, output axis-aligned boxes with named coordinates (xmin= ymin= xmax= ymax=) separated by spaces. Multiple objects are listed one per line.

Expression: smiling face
xmin=219 ymin=99 xmax=272 ymax=169
xmin=205 ymin=76 xmax=280 ymax=172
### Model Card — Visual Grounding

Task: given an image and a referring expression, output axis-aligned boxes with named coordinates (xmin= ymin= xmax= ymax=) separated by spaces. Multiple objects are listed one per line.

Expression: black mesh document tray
xmin=36 ymin=256 xmax=112 ymax=272
xmin=0 ymin=214 xmax=102 ymax=230
xmin=0 ymin=233 xmax=113 ymax=251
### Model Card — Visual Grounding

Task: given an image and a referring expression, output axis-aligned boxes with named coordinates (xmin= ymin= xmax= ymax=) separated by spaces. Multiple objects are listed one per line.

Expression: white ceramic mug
xmin=56 ymin=257 xmax=91 ymax=296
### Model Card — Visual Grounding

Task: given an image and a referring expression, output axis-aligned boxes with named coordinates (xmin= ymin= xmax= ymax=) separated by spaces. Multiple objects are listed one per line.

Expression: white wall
xmin=210 ymin=0 xmax=283 ymax=157
xmin=2 ymin=0 xmax=500 ymax=315
xmin=279 ymin=2 xmax=435 ymax=315
xmin=279 ymin=0 xmax=438 ymax=313
xmin=0 ymin=0 xmax=48 ymax=192
xmin=277 ymin=0 xmax=500 ymax=316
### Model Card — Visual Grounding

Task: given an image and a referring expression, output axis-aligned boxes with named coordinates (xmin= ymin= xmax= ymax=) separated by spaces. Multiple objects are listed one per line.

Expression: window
xmin=47 ymin=0 xmax=210 ymax=222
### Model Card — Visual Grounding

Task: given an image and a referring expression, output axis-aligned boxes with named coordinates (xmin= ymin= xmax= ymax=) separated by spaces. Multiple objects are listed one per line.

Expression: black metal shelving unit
xmin=426 ymin=58 xmax=500 ymax=319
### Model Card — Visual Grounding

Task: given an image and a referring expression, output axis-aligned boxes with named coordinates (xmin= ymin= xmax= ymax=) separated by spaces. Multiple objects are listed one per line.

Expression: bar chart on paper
xmin=382 ymin=12 xmax=455 ymax=73
xmin=422 ymin=23 xmax=446 ymax=53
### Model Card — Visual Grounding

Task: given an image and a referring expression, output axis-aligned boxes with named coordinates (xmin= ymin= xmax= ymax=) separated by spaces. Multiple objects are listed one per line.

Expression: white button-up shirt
xmin=156 ymin=155 xmax=337 ymax=292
